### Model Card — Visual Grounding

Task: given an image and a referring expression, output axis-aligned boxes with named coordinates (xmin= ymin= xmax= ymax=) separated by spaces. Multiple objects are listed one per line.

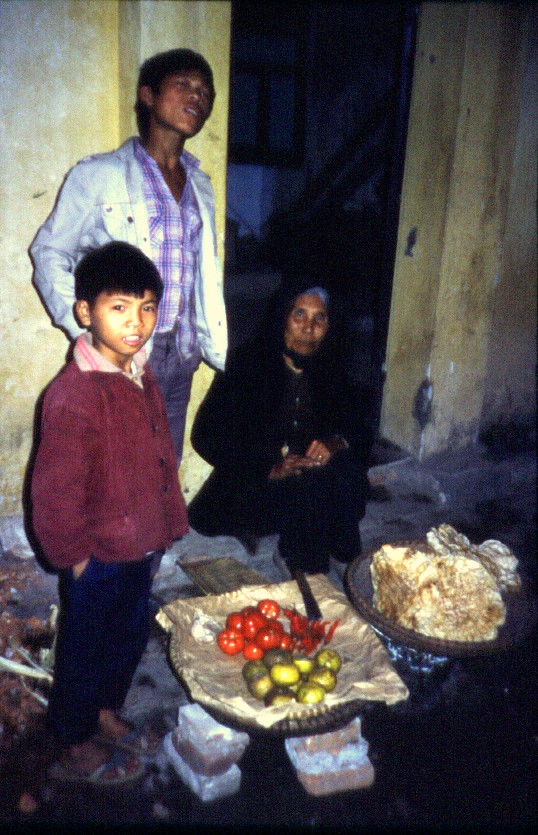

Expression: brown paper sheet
xmin=157 ymin=574 xmax=408 ymax=730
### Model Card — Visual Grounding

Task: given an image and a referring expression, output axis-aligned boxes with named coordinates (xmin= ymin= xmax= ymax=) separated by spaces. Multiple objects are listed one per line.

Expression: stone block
xmin=174 ymin=703 xmax=250 ymax=774
xmin=294 ymin=717 xmax=363 ymax=755
xmin=163 ymin=731 xmax=242 ymax=802
xmin=285 ymin=717 xmax=375 ymax=796
xmin=294 ymin=760 xmax=375 ymax=796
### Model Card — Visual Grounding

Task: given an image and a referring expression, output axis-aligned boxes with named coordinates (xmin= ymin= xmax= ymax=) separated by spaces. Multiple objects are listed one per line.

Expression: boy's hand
xmin=72 ymin=558 xmax=90 ymax=579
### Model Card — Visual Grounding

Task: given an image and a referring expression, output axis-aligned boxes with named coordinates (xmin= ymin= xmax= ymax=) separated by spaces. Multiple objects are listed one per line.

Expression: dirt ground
xmin=0 ymin=434 xmax=536 ymax=831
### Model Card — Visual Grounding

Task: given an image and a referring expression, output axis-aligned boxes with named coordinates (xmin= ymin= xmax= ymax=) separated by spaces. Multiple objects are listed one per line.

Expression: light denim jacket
xmin=30 ymin=138 xmax=227 ymax=370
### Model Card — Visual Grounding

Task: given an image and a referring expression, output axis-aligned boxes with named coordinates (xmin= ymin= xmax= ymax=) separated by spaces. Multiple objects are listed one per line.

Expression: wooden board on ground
xmin=179 ymin=557 xmax=270 ymax=595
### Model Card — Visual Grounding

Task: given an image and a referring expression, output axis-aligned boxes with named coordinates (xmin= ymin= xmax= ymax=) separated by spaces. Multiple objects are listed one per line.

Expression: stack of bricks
xmin=163 ymin=703 xmax=250 ymax=802
xmin=284 ymin=717 xmax=375 ymax=796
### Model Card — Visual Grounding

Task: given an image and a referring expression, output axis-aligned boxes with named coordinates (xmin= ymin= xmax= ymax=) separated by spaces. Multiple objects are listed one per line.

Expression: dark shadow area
xmin=225 ymin=2 xmax=419 ymax=442
xmin=21 ymin=388 xmax=57 ymax=578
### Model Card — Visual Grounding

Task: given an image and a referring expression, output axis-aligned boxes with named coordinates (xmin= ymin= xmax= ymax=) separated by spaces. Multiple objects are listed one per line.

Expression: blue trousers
xmin=47 ymin=555 xmax=154 ymax=746
xmin=149 ymin=331 xmax=200 ymax=463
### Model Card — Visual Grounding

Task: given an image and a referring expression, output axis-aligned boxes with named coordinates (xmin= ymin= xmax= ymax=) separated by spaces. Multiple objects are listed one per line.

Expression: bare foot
xmin=98 ymin=709 xmax=160 ymax=754
xmin=59 ymin=738 xmax=141 ymax=781
xmin=98 ymin=709 xmax=131 ymax=741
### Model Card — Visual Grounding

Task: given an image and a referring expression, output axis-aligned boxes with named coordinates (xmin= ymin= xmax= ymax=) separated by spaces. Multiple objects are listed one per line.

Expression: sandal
xmin=49 ymin=745 xmax=145 ymax=787
xmin=108 ymin=726 xmax=161 ymax=757
xmin=97 ymin=722 xmax=161 ymax=757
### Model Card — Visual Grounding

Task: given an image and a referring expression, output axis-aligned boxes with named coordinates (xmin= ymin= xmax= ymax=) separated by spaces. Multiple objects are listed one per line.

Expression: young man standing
xmin=31 ymin=49 xmax=227 ymax=460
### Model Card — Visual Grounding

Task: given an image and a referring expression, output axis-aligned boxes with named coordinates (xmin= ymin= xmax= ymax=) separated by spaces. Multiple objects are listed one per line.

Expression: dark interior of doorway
xmin=224 ymin=2 xmax=419 ymax=458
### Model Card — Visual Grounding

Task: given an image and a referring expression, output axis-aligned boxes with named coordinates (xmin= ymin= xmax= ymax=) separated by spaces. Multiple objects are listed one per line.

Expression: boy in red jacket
xmin=31 ymin=242 xmax=189 ymax=785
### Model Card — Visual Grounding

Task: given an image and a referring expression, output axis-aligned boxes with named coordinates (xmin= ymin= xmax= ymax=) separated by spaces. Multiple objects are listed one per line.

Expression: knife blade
xmin=293 ymin=568 xmax=323 ymax=621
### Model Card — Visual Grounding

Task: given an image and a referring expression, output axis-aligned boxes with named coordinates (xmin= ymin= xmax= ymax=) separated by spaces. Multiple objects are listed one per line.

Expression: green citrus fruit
xmin=263 ymin=648 xmax=293 ymax=669
xmin=269 ymin=662 xmax=301 ymax=687
xmin=296 ymin=682 xmax=326 ymax=704
xmin=247 ymin=672 xmax=274 ymax=700
xmin=314 ymin=648 xmax=342 ymax=673
xmin=264 ymin=687 xmax=296 ymax=707
xmin=308 ymin=666 xmax=337 ymax=692
xmin=242 ymin=659 xmax=268 ymax=682
xmin=293 ymin=656 xmax=315 ymax=678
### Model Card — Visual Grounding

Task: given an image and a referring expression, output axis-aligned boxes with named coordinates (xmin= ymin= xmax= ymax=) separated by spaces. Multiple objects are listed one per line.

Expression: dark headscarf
xmin=256 ymin=278 xmax=340 ymax=368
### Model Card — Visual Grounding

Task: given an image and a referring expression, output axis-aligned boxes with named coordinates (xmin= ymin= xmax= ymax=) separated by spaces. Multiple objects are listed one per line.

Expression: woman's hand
xmin=305 ymin=440 xmax=332 ymax=467
xmin=269 ymin=436 xmax=348 ymax=480
xmin=305 ymin=435 xmax=347 ymax=467
xmin=268 ymin=454 xmax=317 ymax=480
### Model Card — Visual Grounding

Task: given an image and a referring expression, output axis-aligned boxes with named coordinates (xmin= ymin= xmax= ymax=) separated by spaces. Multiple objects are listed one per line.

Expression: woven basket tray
xmin=160 ymin=568 xmax=408 ymax=736
xmin=168 ymin=629 xmax=367 ymax=737
xmin=347 ymin=551 xmax=537 ymax=658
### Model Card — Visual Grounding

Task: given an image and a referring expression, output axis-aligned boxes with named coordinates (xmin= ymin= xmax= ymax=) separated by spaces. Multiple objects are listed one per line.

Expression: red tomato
xmin=242 ymin=610 xmax=267 ymax=640
xmin=255 ymin=625 xmax=283 ymax=652
xmin=243 ymin=641 xmax=265 ymax=660
xmin=279 ymin=633 xmax=293 ymax=651
xmin=257 ymin=599 xmax=281 ymax=619
xmin=217 ymin=628 xmax=245 ymax=655
xmin=240 ymin=606 xmax=259 ymax=617
xmin=226 ymin=612 xmax=244 ymax=632
xmin=268 ymin=619 xmax=284 ymax=634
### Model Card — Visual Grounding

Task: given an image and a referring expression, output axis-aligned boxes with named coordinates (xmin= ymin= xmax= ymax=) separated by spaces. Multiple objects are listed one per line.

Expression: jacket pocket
xmin=100 ymin=202 xmax=136 ymax=241
xmin=89 ymin=512 xmax=139 ymax=559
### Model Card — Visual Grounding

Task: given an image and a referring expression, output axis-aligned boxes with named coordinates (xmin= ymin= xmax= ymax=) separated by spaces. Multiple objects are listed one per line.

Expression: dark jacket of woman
xmin=189 ymin=285 xmax=372 ymax=543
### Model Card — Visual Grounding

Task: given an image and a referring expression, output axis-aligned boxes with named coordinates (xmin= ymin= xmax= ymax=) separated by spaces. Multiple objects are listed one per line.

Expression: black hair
xmin=74 ymin=242 xmax=163 ymax=306
xmin=135 ymin=48 xmax=215 ymax=141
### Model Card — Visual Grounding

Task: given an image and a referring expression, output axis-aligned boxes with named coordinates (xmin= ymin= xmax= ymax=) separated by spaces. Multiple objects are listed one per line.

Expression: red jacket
xmin=31 ymin=361 xmax=188 ymax=570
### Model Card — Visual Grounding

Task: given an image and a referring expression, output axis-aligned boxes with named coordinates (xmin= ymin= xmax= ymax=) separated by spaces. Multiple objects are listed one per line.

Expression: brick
xmin=285 ymin=733 xmax=370 ymax=774
xmin=163 ymin=731 xmax=242 ymax=802
xmin=284 ymin=717 xmax=375 ymax=796
xmin=171 ymin=731 xmax=241 ymax=776
xmin=299 ymin=717 xmax=363 ymax=755
xmin=295 ymin=759 xmax=375 ymax=796
xmin=174 ymin=703 xmax=249 ymax=773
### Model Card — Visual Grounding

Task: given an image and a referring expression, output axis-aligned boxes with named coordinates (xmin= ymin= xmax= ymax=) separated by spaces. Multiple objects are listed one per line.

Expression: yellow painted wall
xmin=481 ymin=5 xmax=537 ymax=425
xmin=381 ymin=2 xmax=537 ymax=457
xmin=0 ymin=0 xmax=230 ymax=515
xmin=0 ymin=0 xmax=119 ymax=515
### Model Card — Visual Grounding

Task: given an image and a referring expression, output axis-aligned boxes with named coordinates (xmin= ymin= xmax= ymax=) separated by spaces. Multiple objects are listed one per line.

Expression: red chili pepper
xmin=324 ymin=619 xmax=340 ymax=643
xmin=288 ymin=610 xmax=309 ymax=637
xmin=283 ymin=608 xmax=339 ymax=650
xmin=310 ymin=620 xmax=329 ymax=639
xmin=300 ymin=636 xmax=315 ymax=655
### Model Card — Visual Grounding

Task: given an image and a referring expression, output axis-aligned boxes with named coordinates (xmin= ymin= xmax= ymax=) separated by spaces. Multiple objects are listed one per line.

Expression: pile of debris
xmin=0 ymin=517 xmax=59 ymax=758
xmin=0 ymin=561 xmax=56 ymax=754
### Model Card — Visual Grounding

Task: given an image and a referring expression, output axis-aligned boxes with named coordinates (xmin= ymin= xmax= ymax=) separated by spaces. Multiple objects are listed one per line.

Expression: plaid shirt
xmin=134 ymin=139 xmax=202 ymax=360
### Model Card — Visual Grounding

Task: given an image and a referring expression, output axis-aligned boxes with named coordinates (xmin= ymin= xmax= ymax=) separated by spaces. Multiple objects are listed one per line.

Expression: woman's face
xmin=284 ymin=293 xmax=329 ymax=356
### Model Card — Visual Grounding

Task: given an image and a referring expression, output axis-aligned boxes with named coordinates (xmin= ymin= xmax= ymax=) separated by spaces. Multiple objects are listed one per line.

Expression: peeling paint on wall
xmin=404 ymin=226 xmax=417 ymax=256
xmin=413 ymin=378 xmax=433 ymax=430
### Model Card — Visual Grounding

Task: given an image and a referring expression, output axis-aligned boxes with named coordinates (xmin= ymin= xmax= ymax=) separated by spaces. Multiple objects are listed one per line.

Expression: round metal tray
xmin=347 ymin=552 xmax=537 ymax=658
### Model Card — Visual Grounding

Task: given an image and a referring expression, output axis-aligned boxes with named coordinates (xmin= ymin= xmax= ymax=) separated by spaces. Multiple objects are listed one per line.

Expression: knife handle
xmin=293 ymin=568 xmax=323 ymax=621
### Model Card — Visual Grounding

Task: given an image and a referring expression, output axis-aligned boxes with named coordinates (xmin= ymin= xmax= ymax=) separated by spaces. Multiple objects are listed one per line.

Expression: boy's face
xmin=139 ymin=70 xmax=214 ymax=140
xmin=75 ymin=290 xmax=158 ymax=372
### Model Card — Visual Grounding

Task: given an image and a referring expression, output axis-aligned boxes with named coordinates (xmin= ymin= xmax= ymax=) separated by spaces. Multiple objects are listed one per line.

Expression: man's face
xmin=284 ymin=293 xmax=329 ymax=356
xmin=139 ymin=70 xmax=214 ymax=139
xmin=75 ymin=290 xmax=158 ymax=372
